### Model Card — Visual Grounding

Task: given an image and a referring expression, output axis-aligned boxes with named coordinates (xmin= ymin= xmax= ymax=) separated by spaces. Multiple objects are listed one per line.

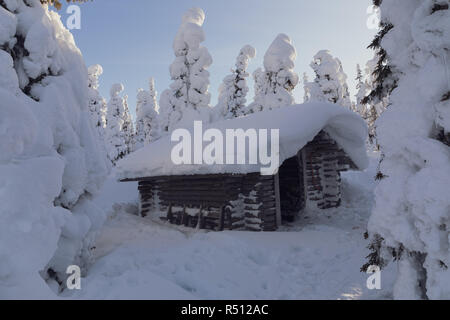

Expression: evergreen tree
xmin=305 ymin=50 xmax=352 ymax=109
xmin=135 ymin=89 xmax=147 ymax=148
xmin=0 ymin=0 xmax=108 ymax=293
xmin=105 ymin=83 xmax=128 ymax=164
xmin=354 ymin=64 xmax=369 ymax=118
xmin=215 ymin=45 xmax=256 ymax=120
xmin=364 ymin=55 xmax=389 ymax=146
xmin=303 ymin=72 xmax=310 ymax=103
xmin=361 ymin=0 xmax=397 ymax=108
xmin=121 ymin=94 xmax=135 ymax=152
xmin=135 ymin=78 xmax=160 ymax=149
xmin=159 ymin=8 xmax=212 ymax=134
xmin=364 ymin=0 xmax=450 ymax=299
xmin=247 ymin=34 xmax=298 ymax=113
xmin=87 ymin=64 xmax=107 ymax=139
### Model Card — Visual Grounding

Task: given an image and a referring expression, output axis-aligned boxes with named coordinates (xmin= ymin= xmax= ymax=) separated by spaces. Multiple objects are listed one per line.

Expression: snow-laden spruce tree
xmin=364 ymin=0 xmax=450 ymax=300
xmin=247 ymin=34 xmax=298 ymax=113
xmin=135 ymin=78 xmax=160 ymax=149
xmin=0 ymin=0 xmax=108 ymax=297
xmin=215 ymin=45 xmax=256 ymax=120
xmin=364 ymin=56 xmax=389 ymax=146
xmin=354 ymin=64 xmax=369 ymax=119
xmin=105 ymin=83 xmax=128 ymax=164
xmin=121 ymin=94 xmax=135 ymax=152
xmin=159 ymin=7 xmax=212 ymax=134
xmin=303 ymin=72 xmax=310 ymax=103
xmin=87 ymin=64 xmax=107 ymax=138
xmin=305 ymin=50 xmax=352 ymax=109
xmin=135 ymin=89 xmax=146 ymax=148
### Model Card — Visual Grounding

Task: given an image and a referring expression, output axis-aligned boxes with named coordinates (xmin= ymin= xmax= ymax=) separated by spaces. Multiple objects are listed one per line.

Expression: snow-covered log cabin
xmin=118 ymin=103 xmax=369 ymax=231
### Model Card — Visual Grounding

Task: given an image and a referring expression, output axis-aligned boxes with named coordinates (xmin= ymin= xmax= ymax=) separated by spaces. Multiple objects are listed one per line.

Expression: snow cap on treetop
xmin=88 ymin=64 xmax=104 ymax=89
xmin=110 ymin=83 xmax=124 ymax=97
xmin=173 ymin=7 xmax=206 ymax=54
xmin=311 ymin=50 xmax=342 ymax=74
xmin=182 ymin=7 xmax=205 ymax=26
xmin=137 ymin=88 xmax=149 ymax=103
xmin=264 ymin=33 xmax=297 ymax=72
xmin=241 ymin=45 xmax=256 ymax=59
xmin=88 ymin=64 xmax=103 ymax=77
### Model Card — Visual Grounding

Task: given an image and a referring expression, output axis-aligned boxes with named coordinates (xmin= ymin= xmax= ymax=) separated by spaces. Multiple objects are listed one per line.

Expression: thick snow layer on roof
xmin=117 ymin=102 xmax=368 ymax=179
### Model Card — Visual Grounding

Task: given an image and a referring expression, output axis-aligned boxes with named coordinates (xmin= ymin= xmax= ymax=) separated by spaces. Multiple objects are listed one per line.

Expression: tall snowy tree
xmin=363 ymin=56 xmax=389 ymax=146
xmin=135 ymin=78 xmax=160 ymax=149
xmin=215 ymin=45 xmax=256 ymax=120
xmin=247 ymin=34 xmax=298 ymax=113
xmin=159 ymin=7 xmax=212 ymax=134
xmin=305 ymin=50 xmax=352 ymax=109
xmin=105 ymin=83 xmax=128 ymax=164
xmin=303 ymin=72 xmax=310 ymax=103
xmin=354 ymin=64 xmax=369 ymax=119
xmin=121 ymin=94 xmax=135 ymax=152
xmin=87 ymin=64 xmax=107 ymax=139
xmin=364 ymin=0 xmax=450 ymax=300
xmin=0 ymin=0 xmax=108 ymax=297
xmin=362 ymin=1 xmax=397 ymax=108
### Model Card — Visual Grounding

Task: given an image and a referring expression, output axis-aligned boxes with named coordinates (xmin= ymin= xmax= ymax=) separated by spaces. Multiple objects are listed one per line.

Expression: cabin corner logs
xmin=127 ymin=130 xmax=357 ymax=231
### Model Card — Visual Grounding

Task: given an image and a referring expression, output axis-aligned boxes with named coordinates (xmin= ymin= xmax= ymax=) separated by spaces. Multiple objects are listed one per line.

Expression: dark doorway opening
xmin=278 ymin=153 xmax=305 ymax=222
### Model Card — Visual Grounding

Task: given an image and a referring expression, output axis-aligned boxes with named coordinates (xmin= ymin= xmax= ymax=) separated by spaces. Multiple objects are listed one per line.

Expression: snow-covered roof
xmin=117 ymin=102 xmax=369 ymax=180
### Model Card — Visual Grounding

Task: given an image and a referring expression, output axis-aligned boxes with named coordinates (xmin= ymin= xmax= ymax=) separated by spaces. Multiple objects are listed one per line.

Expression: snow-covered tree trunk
xmin=365 ymin=0 xmax=450 ymax=300
xmin=215 ymin=45 xmax=256 ymax=120
xmin=305 ymin=50 xmax=352 ymax=110
xmin=247 ymin=34 xmax=298 ymax=114
xmin=159 ymin=8 xmax=212 ymax=134
xmin=0 ymin=0 xmax=108 ymax=297
xmin=105 ymin=83 xmax=128 ymax=164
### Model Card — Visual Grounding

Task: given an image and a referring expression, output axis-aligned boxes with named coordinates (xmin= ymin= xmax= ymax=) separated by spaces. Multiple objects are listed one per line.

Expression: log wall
xmin=135 ymin=173 xmax=277 ymax=232
xmin=125 ymin=130 xmax=357 ymax=231
xmin=302 ymin=130 xmax=354 ymax=209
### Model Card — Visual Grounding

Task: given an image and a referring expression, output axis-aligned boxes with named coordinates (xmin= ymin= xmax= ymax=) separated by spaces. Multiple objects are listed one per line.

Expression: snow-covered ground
xmin=71 ymin=152 xmax=396 ymax=300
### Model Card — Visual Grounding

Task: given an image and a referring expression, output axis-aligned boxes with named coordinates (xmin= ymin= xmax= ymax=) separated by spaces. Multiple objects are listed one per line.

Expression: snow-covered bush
xmin=365 ymin=0 xmax=450 ymax=300
xmin=215 ymin=45 xmax=256 ymax=120
xmin=135 ymin=78 xmax=160 ymax=149
xmin=0 ymin=0 xmax=108 ymax=297
xmin=105 ymin=83 xmax=128 ymax=164
xmin=248 ymin=34 xmax=298 ymax=113
xmin=159 ymin=7 xmax=212 ymax=134
xmin=305 ymin=50 xmax=352 ymax=110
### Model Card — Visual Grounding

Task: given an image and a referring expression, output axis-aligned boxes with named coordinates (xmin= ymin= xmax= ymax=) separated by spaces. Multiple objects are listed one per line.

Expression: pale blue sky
xmin=61 ymin=0 xmax=376 ymax=119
